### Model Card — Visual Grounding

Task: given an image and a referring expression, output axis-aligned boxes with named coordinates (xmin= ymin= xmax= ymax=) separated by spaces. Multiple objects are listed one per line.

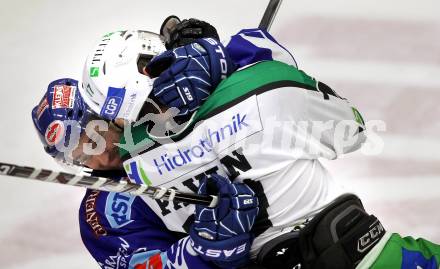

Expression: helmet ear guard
xmin=81 ymin=30 xmax=166 ymax=122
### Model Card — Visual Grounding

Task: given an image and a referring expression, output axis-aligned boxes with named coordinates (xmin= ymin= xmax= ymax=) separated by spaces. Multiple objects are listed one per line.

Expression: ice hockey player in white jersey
xmin=32 ymin=17 xmax=440 ymax=269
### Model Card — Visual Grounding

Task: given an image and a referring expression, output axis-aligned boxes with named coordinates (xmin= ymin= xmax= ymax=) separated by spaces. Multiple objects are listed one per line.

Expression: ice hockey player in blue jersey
xmin=32 ymin=16 xmax=440 ymax=269
xmin=30 ymin=17 xmax=366 ymax=269
xmin=31 ymin=20 xmax=280 ymax=269
xmin=32 ymin=82 xmax=260 ymax=268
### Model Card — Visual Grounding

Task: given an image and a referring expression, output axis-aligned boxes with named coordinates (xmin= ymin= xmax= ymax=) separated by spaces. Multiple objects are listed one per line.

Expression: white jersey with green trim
xmin=122 ymin=60 xmax=366 ymax=257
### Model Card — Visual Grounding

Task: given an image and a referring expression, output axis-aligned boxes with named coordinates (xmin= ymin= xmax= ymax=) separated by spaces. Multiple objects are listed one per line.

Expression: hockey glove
xmin=146 ymin=38 xmax=236 ymax=118
xmin=160 ymin=16 xmax=220 ymax=49
xmin=190 ymin=173 xmax=259 ymax=268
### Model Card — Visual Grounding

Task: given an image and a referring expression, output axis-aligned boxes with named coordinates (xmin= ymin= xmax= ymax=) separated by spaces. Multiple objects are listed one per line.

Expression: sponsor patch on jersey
xmin=100 ymin=87 xmax=125 ymax=120
xmin=105 ymin=192 xmax=135 ymax=229
xmin=52 ymin=84 xmax=76 ymax=109
xmin=129 ymin=96 xmax=263 ymax=186
xmin=124 ymin=161 xmax=152 ymax=186
xmin=131 ymin=251 xmax=164 ymax=269
xmin=45 ymin=120 xmax=65 ymax=146
xmin=85 ymin=190 xmax=108 ymax=237
xmin=36 ymin=97 xmax=49 ymax=119
xmin=102 ymin=237 xmax=130 ymax=268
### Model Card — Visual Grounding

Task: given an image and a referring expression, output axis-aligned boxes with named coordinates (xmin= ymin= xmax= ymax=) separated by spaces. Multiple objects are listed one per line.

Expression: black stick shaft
xmin=259 ymin=0 xmax=283 ymax=30
xmin=0 ymin=162 xmax=216 ymax=207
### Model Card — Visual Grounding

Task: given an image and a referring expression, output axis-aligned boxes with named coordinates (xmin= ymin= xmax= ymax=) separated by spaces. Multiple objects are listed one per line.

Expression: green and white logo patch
xmin=90 ymin=67 xmax=99 ymax=77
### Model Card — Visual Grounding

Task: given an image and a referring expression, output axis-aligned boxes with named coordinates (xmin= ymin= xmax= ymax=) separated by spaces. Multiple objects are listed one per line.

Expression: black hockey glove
xmin=160 ymin=15 xmax=220 ymax=49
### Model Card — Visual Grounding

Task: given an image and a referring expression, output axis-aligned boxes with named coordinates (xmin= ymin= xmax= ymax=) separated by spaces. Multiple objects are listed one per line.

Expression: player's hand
xmin=190 ymin=173 xmax=259 ymax=268
xmin=146 ymin=38 xmax=236 ymax=118
xmin=160 ymin=16 xmax=220 ymax=49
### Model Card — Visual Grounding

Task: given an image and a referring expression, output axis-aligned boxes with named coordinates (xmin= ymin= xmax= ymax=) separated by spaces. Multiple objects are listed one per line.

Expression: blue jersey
xmin=224 ymin=28 xmax=297 ymax=69
xmin=79 ymin=28 xmax=298 ymax=269
xmin=79 ymin=189 xmax=215 ymax=269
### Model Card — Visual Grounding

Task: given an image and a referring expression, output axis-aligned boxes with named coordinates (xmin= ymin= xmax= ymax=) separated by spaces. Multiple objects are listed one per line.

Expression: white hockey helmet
xmin=80 ymin=30 xmax=166 ymax=122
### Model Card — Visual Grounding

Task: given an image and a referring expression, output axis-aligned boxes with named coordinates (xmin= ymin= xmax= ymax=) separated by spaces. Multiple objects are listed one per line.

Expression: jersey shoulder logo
xmin=105 ymin=192 xmax=136 ymax=229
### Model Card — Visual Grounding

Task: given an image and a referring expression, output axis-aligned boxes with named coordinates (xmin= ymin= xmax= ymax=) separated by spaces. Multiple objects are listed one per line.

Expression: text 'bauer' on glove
xmin=146 ymin=38 xmax=237 ymax=118
xmin=189 ymin=173 xmax=259 ymax=268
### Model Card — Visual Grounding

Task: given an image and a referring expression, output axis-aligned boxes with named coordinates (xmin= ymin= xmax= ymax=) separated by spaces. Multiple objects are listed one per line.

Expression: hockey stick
xmin=259 ymin=0 xmax=283 ymax=31
xmin=0 ymin=3 xmax=281 ymax=209
xmin=0 ymin=162 xmax=217 ymax=207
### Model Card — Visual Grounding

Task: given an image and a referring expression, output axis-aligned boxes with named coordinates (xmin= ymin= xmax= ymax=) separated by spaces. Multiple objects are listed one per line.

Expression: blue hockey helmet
xmin=31 ymin=78 xmax=97 ymax=164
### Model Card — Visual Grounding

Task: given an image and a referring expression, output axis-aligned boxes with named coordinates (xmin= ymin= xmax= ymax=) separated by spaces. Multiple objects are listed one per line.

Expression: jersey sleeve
xmin=303 ymin=84 xmax=364 ymax=160
xmin=224 ymin=28 xmax=298 ymax=69
xmin=301 ymin=80 xmax=366 ymax=159
xmin=252 ymin=63 xmax=366 ymax=160
xmin=79 ymin=189 xmax=218 ymax=269
xmin=223 ymin=29 xmax=366 ymax=159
